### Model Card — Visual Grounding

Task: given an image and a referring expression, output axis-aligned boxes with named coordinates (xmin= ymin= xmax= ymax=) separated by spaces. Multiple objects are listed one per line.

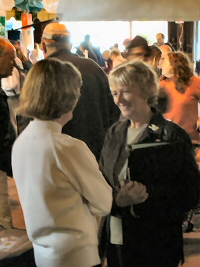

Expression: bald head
xmin=0 ymin=38 xmax=15 ymax=78
xmin=159 ymin=44 xmax=172 ymax=69
xmin=160 ymin=44 xmax=172 ymax=54
xmin=156 ymin=33 xmax=165 ymax=46
xmin=42 ymin=23 xmax=71 ymax=56
xmin=0 ymin=39 xmax=14 ymax=56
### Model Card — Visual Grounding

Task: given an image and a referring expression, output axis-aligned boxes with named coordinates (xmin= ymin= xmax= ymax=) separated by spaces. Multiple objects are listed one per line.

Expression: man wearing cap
xmin=42 ymin=22 xmax=119 ymax=161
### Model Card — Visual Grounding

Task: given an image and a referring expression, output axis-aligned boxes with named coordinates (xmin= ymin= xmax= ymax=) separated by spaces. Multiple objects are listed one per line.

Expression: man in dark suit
xmin=0 ymin=38 xmax=16 ymax=228
xmin=42 ymin=22 xmax=120 ymax=161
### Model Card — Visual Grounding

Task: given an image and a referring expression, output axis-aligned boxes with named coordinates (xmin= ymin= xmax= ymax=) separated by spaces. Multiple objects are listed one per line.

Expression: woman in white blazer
xmin=12 ymin=58 xmax=112 ymax=267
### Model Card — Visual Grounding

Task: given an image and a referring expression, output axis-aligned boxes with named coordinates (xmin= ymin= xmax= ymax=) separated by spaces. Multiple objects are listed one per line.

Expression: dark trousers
xmin=106 ymin=243 xmax=180 ymax=267
xmin=107 ymin=243 xmax=122 ymax=267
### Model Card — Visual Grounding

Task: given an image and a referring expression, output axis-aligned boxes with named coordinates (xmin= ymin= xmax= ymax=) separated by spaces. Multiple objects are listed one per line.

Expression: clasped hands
xmin=116 ymin=180 xmax=149 ymax=207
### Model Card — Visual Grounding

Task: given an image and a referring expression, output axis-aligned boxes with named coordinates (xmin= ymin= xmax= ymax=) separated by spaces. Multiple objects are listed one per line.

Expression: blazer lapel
xmin=111 ymin=121 xmax=129 ymax=187
xmin=137 ymin=108 xmax=167 ymax=144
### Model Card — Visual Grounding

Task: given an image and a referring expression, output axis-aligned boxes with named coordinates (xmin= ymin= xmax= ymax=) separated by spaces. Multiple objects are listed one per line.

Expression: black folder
xmin=127 ymin=142 xmax=186 ymax=187
xmin=127 ymin=141 xmax=188 ymax=219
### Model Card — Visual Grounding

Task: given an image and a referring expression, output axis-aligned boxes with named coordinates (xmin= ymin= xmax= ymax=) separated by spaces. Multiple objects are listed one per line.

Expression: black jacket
xmin=0 ymin=83 xmax=30 ymax=176
xmin=99 ymin=108 xmax=200 ymax=267
xmin=48 ymin=49 xmax=120 ymax=160
xmin=0 ymin=87 xmax=15 ymax=176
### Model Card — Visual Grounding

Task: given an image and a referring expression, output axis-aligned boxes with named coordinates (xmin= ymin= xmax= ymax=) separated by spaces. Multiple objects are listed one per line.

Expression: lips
xmin=120 ymin=106 xmax=131 ymax=112
xmin=119 ymin=103 xmax=131 ymax=109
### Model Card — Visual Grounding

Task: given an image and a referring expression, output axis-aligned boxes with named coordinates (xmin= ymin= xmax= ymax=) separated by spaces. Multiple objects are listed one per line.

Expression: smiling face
xmin=111 ymin=84 xmax=148 ymax=121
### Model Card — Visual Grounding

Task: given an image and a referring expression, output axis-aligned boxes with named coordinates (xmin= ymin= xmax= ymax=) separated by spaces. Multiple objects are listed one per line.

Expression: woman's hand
xmin=116 ymin=180 xmax=149 ymax=207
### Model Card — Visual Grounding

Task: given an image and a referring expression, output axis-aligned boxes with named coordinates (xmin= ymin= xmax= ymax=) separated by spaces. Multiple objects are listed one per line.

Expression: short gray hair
xmin=43 ymin=34 xmax=70 ymax=50
xmin=109 ymin=60 xmax=159 ymax=106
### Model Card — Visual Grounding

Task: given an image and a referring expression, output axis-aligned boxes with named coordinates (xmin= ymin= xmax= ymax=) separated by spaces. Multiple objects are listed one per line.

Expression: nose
xmin=114 ymin=92 xmax=124 ymax=105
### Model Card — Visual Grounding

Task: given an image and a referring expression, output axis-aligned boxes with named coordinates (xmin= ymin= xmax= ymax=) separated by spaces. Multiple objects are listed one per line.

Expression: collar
xmin=47 ymin=48 xmax=72 ymax=58
xmin=138 ymin=107 xmax=168 ymax=143
xmin=116 ymin=107 xmax=168 ymax=143
xmin=29 ymin=120 xmax=62 ymax=133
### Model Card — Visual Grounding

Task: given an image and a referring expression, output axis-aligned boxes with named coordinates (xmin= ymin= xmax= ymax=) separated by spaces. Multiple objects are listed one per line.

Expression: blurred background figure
xmin=102 ymin=49 xmax=113 ymax=74
xmin=11 ymin=40 xmax=32 ymax=73
xmin=155 ymin=33 xmax=176 ymax=51
xmin=76 ymin=41 xmax=98 ymax=63
xmin=155 ymin=33 xmax=165 ymax=46
xmin=159 ymin=44 xmax=172 ymax=70
xmin=146 ymin=44 xmax=162 ymax=76
xmin=29 ymin=42 xmax=44 ymax=64
xmin=124 ymin=35 xmax=151 ymax=61
xmin=110 ymin=43 xmax=119 ymax=50
xmin=109 ymin=49 xmax=126 ymax=68
xmin=0 ymin=38 xmax=16 ymax=229
xmin=122 ymin=38 xmax=131 ymax=48
xmin=121 ymin=38 xmax=131 ymax=58
xmin=159 ymin=51 xmax=200 ymax=141
xmin=11 ymin=40 xmax=27 ymax=63
xmin=83 ymin=34 xmax=105 ymax=67
xmin=41 ymin=23 xmax=119 ymax=161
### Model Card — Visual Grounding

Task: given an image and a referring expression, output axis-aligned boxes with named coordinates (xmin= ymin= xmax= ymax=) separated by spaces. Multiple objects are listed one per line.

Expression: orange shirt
xmin=159 ymin=75 xmax=200 ymax=141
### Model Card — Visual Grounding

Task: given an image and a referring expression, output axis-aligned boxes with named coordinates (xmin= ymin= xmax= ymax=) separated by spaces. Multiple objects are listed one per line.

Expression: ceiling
xmin=1 ymin=0 xmax=200 ymax=22
xmin=57 ymin=0 xmax=200 ymax=21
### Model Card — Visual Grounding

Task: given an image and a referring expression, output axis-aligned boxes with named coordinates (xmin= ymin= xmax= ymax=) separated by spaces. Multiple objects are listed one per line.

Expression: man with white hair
xmin=42 ymin=22 xmax=119 ymax=161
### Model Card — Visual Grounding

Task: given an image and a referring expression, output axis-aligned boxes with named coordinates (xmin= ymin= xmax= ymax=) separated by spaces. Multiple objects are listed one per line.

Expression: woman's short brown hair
xmin=17 ymin=58 xmax=82 ymax=120
xmin=108 ymin=60 xmax=159 ymax=106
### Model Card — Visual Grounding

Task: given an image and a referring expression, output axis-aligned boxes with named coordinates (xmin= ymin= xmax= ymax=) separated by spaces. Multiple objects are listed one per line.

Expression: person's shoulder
xmin=190 ymin=75 xmax=200 ymax=85
xmin=159 ymin=77 xmax=172 ymax=92
xmin=159 ymin=80 xmax=167 ymax=89
xmin=76 ymin=55 xmax=99 ymax=68
xmin=12 ymin=125 xmax=30 ymax=151
xmin=55 ymin=133 xmax=88 ymax=152
xmin=51 ymin=49 xmax=103 ymax=71
xmin=165 ymin=42 xmax=176 ymax=51
xmin=189 ymin=75 xmax=200 ymax=94
xmin=165 ymin=119 xmax=192 ymax=143
xmin=107 ymin=120 xmax=128 ymax=135
xmin=77 ymin=57 xmax=108 ymax=80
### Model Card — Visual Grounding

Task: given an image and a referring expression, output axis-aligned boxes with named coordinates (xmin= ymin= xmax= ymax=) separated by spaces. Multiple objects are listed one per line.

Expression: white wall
xmin=60 ymin=21 xmax=168 ymax=53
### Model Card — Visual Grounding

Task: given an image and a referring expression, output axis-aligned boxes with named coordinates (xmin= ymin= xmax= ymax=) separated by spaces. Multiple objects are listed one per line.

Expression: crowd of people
xmin=0 ymin=23 xmax=200 ymax=267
